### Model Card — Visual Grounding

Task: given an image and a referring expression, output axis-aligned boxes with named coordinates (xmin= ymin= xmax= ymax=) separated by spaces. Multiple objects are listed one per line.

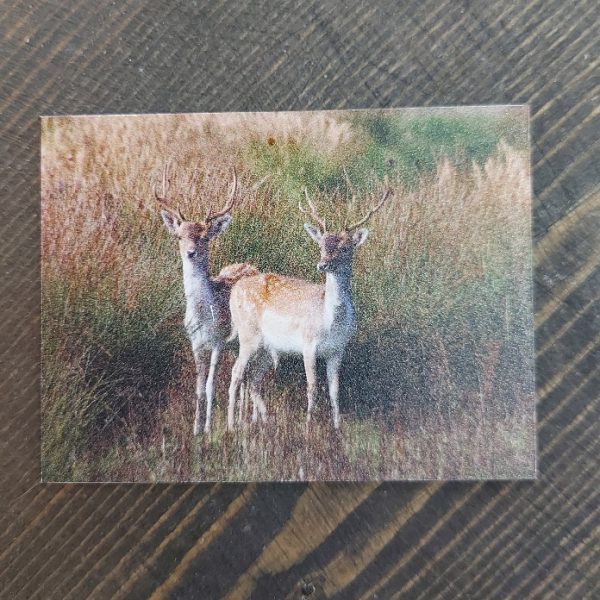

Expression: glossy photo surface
xmin=41 ymin=107 xmax=535 ymax=481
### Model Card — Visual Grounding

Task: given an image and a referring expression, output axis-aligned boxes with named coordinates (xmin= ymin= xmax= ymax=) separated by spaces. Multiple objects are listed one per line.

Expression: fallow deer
xmin=226 ymin=184 xmax=392 ymax=430
xmin=157 ymin=165 xmax=262 ymax=434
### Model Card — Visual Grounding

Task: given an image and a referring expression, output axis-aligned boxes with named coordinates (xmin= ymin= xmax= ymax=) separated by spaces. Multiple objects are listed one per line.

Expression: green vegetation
xmin=41 ymin=108 xmax=535 ymax=481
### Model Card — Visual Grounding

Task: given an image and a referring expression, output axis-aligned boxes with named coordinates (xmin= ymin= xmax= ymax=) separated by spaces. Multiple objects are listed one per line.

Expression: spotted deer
xmin=227 ymin=184 xmax=392 ymax=430
xmin=157 ymin=166 xmax=262 ymax=434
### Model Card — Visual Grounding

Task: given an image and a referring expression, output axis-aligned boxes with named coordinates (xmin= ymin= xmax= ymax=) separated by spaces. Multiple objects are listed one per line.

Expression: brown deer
xmin=226 ymin=184 xmax=392 ymax=430
xmin=157 ymin=165 xmax=261 ymax=434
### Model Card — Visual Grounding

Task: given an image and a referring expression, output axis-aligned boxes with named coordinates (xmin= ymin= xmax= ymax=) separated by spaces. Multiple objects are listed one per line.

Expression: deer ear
xmin=352 ymin=227 xmax=369 ymax=247
xmin=304 ymin=223 xmax=322 ymax=243
xmin=206 ymin=214 xmax=232 ymax=239
xmin=161 ymin=210 xmax=180 ymax=234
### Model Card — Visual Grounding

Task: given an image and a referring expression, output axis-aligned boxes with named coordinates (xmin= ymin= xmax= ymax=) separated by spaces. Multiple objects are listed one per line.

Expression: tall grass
xmin=41 ymin=108 xmax=535 ymax=481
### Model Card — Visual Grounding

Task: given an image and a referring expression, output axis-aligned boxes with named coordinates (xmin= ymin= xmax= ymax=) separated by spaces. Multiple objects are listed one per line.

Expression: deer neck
xmin=324 ymin=266 xmax=354 ymax=325
xmin=182 ymin=257 xmax=215 ymax=309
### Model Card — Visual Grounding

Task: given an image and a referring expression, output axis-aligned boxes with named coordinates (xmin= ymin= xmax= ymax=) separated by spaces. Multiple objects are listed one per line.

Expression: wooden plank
xmin=0 ymin=0 xmax=597 ymax=598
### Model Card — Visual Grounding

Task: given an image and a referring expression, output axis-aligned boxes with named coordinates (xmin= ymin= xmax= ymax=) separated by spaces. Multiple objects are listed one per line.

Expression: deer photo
xmin=227 ymin=184 xmax=393 ymax=431
xmin=157 ymin=165 xmax=260 ymax=435
xmin=41 ymin=109 xmax=536 ymax=483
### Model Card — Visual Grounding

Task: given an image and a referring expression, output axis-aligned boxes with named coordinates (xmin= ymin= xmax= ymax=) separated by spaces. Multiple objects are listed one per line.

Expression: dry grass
xmin=41 ymin=109 xmax=535 ymax=481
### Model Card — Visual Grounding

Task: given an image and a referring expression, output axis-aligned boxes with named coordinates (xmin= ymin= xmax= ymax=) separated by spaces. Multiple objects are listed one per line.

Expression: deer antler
xmin=299 ymin=187 xmax=327 ymax=231
xmin=344 ymin=177 xmax=392 ymax=231
xmin=154 ymin=162 xmax=186 ymax=222
xmin=205 ymin=166 xmax=238 ymax=223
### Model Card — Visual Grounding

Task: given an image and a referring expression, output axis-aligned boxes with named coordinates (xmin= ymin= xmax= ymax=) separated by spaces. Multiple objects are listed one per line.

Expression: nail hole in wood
xmin=301 ymin=581 xmax=315 ymax=597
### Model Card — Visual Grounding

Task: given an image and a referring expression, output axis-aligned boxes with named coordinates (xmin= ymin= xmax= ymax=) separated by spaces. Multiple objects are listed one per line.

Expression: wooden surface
xmin=0 ymin=1 xmax=598 ymax=598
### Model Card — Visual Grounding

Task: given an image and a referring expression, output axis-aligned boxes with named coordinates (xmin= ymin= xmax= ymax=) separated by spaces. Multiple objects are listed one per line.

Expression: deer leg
xmin=251 ymin=384 xmax=258 ymax=422
xmin=228 ymin=350 xmax=252 ymax=431
xmin=238 ymin=380 xmax=247 ymax=424
xmin=303 ymin=345 xmax=318 ymax=428
xmin=326 ymin=354 xmax=342 ymax=428
xmin=270 ymin=349 xmax=279 ymax=371
xmin=249 ymin=352 xmax=271 ymax=424
xmin=204 ymin=346 xmax=221 ymax=434
xmin=193 ymin=350 xmax=208 ymax=436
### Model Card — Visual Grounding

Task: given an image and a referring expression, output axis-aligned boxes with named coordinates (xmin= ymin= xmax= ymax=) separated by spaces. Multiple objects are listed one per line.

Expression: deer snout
xmin=317 ymin=261 xmax=328 ymax=273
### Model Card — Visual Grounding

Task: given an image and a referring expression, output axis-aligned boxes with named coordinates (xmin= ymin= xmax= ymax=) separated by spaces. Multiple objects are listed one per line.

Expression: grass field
xmin=41 ymin=107 xmax=535 ymax=481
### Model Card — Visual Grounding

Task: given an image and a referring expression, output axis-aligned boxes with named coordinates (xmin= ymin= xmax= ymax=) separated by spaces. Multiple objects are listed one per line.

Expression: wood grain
xmin=1 ymin=0 xmax=598 ymax=597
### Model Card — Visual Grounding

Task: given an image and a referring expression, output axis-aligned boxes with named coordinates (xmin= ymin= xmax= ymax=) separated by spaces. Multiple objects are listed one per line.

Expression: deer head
xmin=300 ymin=183 xmax=392 ymax=274
xmin=156 ymin=164 xmax=238 ymax=266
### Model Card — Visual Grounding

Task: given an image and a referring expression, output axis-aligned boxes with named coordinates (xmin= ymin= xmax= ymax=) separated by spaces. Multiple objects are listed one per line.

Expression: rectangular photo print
xmin=41 ymin=107 xmax=535 ymax=481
